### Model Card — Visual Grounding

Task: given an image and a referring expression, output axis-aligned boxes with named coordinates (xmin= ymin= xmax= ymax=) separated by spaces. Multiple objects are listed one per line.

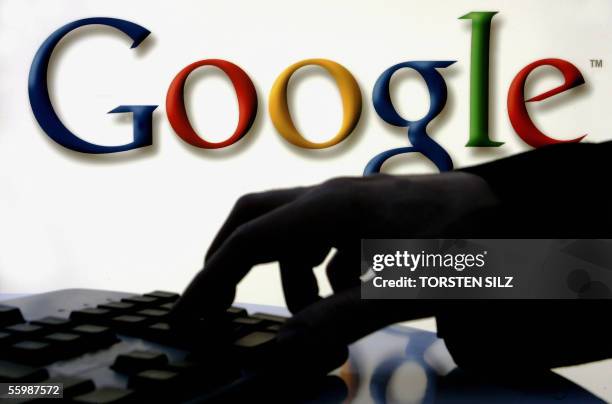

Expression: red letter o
xmin=166 ymin=59 xmax=257 ymax=149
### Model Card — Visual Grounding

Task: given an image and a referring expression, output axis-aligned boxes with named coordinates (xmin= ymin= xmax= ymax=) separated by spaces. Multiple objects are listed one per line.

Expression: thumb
xmin=277 ymin=286 xmax=436 ymax=357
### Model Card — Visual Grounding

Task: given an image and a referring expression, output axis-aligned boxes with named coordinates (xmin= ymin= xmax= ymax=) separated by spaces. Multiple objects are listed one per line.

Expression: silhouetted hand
xmin=172 ymin=171 xmax=498 ymax=353
xmin=173 ymin=141 xmax=612 ymax=374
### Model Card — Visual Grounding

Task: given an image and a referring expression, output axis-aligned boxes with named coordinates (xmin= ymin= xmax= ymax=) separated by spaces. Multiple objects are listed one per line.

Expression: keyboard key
xmin=44 ymin=332 xmax=85 ymax=357
xmin=226 ymin=306 xmax=248 ymax=318
xmin=233 ymin=331 xmax=277 ymax=362
xmin=121 ymin=296 xmax=159 ymax=307
xmin=45 ymin=331 xmax=81 ymax=343
xmin=137 ymin=309 xmax=169 ymax=319
xmin=72 ymin=324 xmax=118 ymax=348
xmin=125 ymin=320 xmax=190 ymax=345
xmin=266 ymin=324 xmax=282 ymax=332
xmin=149 ymin=322 xmax=170 ymax=331
xmin=159 ymin=302 xmax=175 ymax=310
xmin=0 ymin=331 xmax=16 ymax=346
xmin=0 ymin=360 xmax=48 ymax=382
xmin=141 ymin=322 xmax=208 ymax=349
xmin=72 ymin=387 xmax=135 ymax=403
xmin=98 ymin=301 xmax=135 ymax=313
xmin=0 ymin=305 xmax=25 ymax=327
xmin=130 ymin=321 xmax=192 ymax=347
xmin=232 ymin=331 xmax=276 ymax=369
xmin=3 ymin=323 xmax=45 ymax=337
xmin=128 ymin=369 xmax=181 ymax=390
xmin=143 ymin=291 xmax=179 ymax=302
xmin=251 ymin=313 xmax=288 ymax=324
xmin=112 ymin=315 xmax=148 ymax=323
xmin=111 ymin=350 xmax=168 ymax=374
xmin=110 ymin=315 xmax=150 ymax=333
xmin=31 ymin=316 xmax=73 ymax=329
xmin=70 ymin=308 xmax=113 ymax=323
xmin=44 ymin=375 xmax=95 ymax=398
xmin=143 ymin=322 xmax=172 ymax=342
xmin=232 ymin=317 xmax=263 ymax=327
xmin=231 ymin=317 xmax=265 ymax=337
xmin=234 ymin=331 xmax=277 ymax=349
xmin=6 ymin=341 xmax=56 ymax=365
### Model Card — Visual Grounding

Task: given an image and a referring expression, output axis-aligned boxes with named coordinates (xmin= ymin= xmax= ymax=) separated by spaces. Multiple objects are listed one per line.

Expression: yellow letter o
xmin=269 ymin=59 xmax=362 ymax=149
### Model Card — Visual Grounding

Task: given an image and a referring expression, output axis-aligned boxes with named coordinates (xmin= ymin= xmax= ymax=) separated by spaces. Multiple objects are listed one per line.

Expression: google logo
xmin=28 ymin=13 xmax=587 ymax=174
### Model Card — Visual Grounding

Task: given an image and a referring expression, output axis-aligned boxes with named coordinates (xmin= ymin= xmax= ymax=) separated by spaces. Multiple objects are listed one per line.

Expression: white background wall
xmin=0 ymin=0 xmax=611 ymax=302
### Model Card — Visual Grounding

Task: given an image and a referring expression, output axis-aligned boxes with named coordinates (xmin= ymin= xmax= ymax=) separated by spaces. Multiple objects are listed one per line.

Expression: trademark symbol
xmin=590 ymin=59 xmax=603 ymax=68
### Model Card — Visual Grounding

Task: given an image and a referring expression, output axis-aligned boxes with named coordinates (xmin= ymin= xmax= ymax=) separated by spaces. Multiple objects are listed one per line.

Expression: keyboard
xmin=0 ymin=289 xmax=345 ymax=403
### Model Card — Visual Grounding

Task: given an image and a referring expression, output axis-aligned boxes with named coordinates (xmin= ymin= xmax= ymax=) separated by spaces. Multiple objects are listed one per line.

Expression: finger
xmin=205 ymin=187 xmax=309 ymax=262
xmin=278 ymin=286 xmax=436 ymax=350
xmin=326 ymin=246 xmax=361 ymax=293
xmin=280 ymin=245 xmax=329 ymax=313
xmin=174 ymin=198 xmax=336 ymax=320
